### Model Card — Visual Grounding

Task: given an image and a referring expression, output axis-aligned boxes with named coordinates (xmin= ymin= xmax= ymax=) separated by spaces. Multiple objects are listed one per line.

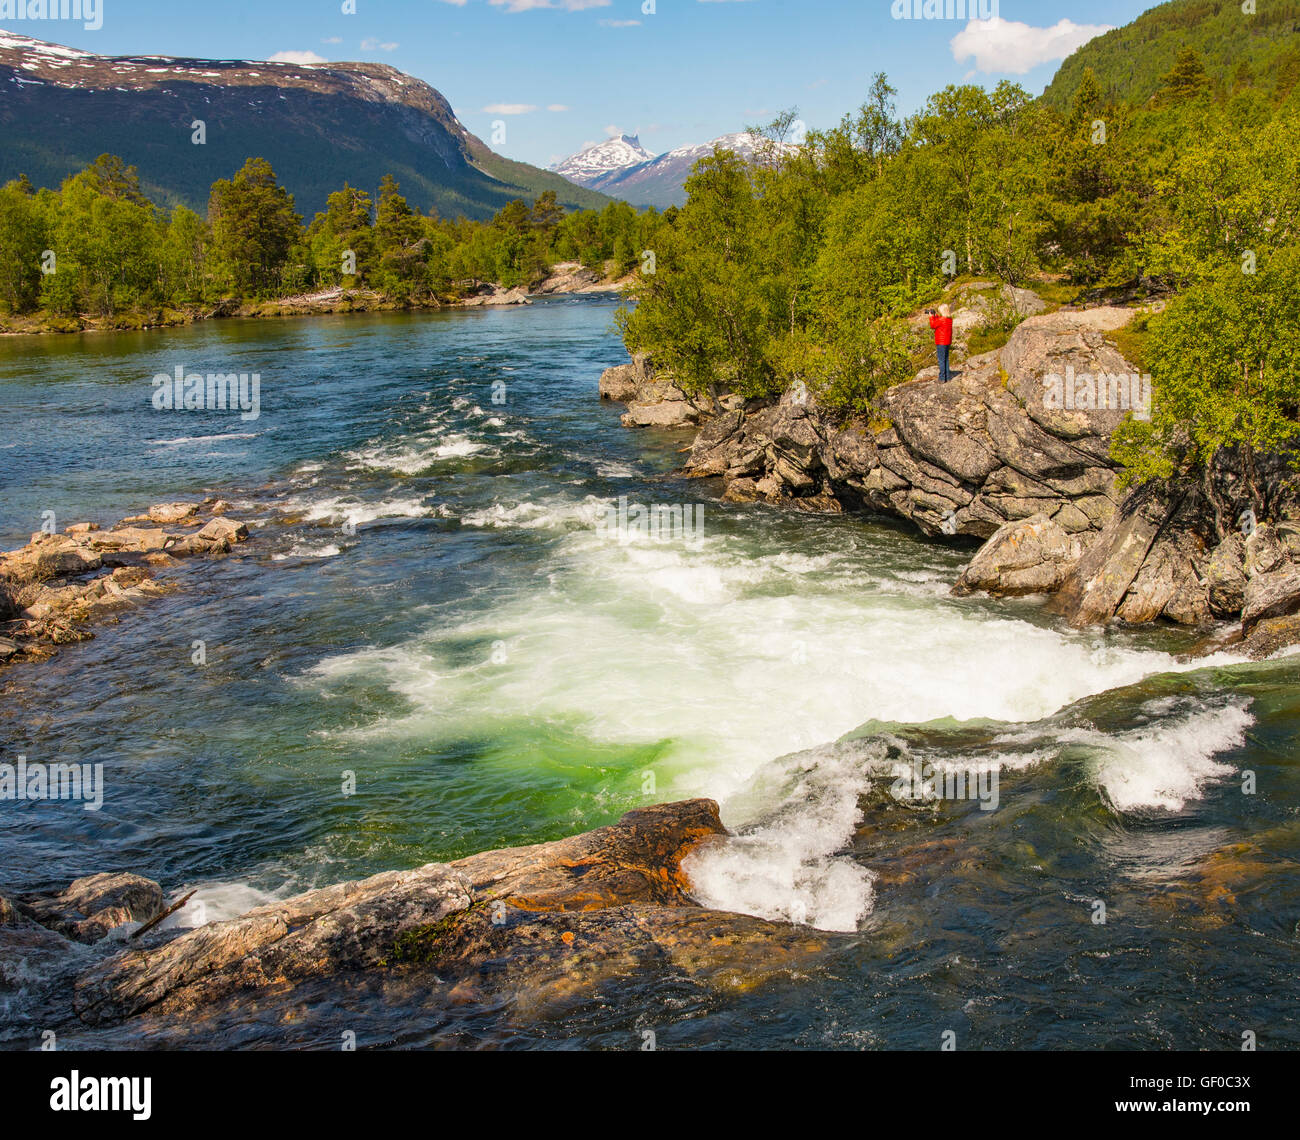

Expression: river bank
xmin=0 ymin=500 xmax=252 ymax=668
xmin=0 ymin=262 xmax=631 ymax=339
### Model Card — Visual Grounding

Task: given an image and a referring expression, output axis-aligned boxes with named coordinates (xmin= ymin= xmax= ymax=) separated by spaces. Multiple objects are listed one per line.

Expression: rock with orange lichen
xmin=58 ymin=801 xmax=829 ymax=1035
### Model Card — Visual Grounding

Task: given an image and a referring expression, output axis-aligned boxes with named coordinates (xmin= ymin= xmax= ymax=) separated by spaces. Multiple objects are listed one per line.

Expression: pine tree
xmin=208 ymin=158 xmax=302 ymax=297
xmin=1160 ymin=48 xmax=1209 ymax=103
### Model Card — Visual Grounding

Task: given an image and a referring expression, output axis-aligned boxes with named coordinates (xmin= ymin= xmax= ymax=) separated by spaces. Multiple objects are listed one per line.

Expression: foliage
xmin=1112 ymin=249 xmax=1300 ymax=486
xmin=0 ymin=156 xmax=650 ymax=317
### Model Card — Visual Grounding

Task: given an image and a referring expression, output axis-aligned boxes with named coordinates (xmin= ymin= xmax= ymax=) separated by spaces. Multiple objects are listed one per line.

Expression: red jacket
xmin=930 ymin=314 xmax=954 ymax=347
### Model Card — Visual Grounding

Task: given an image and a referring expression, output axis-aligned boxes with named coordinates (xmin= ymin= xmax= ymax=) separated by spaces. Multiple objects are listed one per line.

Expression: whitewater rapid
xmin=285 ymin=417 xmax=1251 ymax=932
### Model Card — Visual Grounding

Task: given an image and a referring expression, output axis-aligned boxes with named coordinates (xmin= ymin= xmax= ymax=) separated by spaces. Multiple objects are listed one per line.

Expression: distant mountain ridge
xmin=552 ymin=134 xmax=655 ymax=188
xmin=0 ymin=31 xmax=611 ymax=219
xmin=554 ymin=131 xmax=798 ymax=210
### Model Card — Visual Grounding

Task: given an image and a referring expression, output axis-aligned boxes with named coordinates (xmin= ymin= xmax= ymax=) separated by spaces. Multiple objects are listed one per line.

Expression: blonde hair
xmin=938 ymin=304 xmax=951 ymax=318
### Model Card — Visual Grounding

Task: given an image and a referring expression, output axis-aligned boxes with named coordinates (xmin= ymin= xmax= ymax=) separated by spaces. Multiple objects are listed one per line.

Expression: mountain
xmin=554 ymin=131 xmax=798 ymax=210
xmin=552 ymin=134 xmax=656 ymax=190
xmin=0 ymin=32 xmax=611 ymax=220
xmin=1042 ymin=0 xmax=1300 ymax=108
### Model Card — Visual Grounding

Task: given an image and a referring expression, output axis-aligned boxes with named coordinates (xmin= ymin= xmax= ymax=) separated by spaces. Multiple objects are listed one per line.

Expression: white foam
xmin=686 ymin=736 xmax=1052 ymax=931
xmin=458 ymin=495 xmax=607 ymax=531
xmin=685 ymin=745 xmax=877 ymax=932
xmin=148 ymin=432 xmax=259 ymax=446
xmin=285 ymin=494 xmax=433 ymax=526
xmin=346 ymin=433 xmax=487 ymax=474
xmin=296 ymin=493 xmax=1251 ymax=929
xmin=157 ymin=880 xmax=288 ymax=931
xmin=272 ymin=542 xmax=343 ymax=561
xmin=1066 ymin=702 xmax=1253 ymax=813
xmin=302 ymin=511 xmax=1232 ymax=793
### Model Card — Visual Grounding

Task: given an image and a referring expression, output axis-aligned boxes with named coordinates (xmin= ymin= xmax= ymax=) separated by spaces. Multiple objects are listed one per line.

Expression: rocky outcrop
xmin=531 ymin=261 xmax=626 ymax=296
xmin=905 ymin=280 xmax=1047 ymax=352
xmin=1047 ymin=452 xmax=1300 ymax=643
xmin=599 ymin=298 xmax=1300 ymax=654
xmin=459 ymin=284 xmax=532 ymax=307
xmin=640 ymin=305 xmax=1139 ymax=539
xmin=598 ymin=352 xmax=732 ymax=429
xmin=1241 ymin=565 xmax=1300 ymax=635
xmin=0 ymin=498 xmax=252 ymax=667
xmin=1 ymin=802 xmax=827 ymax=1040
xmin=16 ymin=874 xmax=164 ymax=945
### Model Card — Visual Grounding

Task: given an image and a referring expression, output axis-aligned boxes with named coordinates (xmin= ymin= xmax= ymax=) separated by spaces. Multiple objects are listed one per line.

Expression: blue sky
xmin=3 ymin=0 xmax=1160 ymax=168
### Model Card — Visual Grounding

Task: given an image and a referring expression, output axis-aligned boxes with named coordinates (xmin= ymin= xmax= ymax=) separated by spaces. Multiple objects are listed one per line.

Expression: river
xmin=1 ymin=296 xmax=1296 ymax=1048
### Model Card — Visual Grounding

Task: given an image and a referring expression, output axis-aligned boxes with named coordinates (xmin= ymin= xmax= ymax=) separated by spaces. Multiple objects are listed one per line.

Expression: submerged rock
xmin=43 ymin=800 xmax=826 ymax=1036
xmin=18 ymin=873 xmax=164 ymax=945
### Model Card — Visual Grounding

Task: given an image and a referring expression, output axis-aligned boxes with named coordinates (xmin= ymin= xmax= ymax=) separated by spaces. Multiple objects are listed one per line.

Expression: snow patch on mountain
xmin=553 ymin=130 xmax=799 ymax=209
xmin=552 ymin=134 xmax=656 ymax=187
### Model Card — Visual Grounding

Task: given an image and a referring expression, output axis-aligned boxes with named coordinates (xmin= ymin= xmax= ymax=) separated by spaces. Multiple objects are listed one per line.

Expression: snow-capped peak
xmin=552 ymin=134 xmax=656 ymax=186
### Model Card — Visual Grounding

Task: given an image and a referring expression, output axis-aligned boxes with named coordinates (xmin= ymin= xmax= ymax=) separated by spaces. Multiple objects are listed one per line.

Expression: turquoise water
xmin=0 ymin=297 xmax=1297 ymax=1048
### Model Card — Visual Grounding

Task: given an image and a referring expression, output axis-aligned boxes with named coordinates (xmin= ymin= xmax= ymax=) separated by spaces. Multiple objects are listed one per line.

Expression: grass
xmin=1030 ymin=278 xmax=1085 ymax=310
xmin=966 ymin=325 xmax=1015 ymax=357
xmin=1109 ymin=314 xmax=1154 ymax=372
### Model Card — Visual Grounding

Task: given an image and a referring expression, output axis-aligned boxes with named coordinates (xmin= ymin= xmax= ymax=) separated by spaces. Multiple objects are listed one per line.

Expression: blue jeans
xmin=937 ymin=343 xmax=951 ymax=383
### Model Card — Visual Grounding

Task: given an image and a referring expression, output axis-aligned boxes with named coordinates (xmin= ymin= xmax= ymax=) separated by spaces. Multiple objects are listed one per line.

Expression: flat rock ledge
xmin=1 ymin=801 xmax=828 ymax=1039
xmin=0 ymin=499 xmax=250 ymax=667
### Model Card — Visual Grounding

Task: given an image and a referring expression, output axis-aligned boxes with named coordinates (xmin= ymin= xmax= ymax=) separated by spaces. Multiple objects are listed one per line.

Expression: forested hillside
xmin=0 ymin=156 xmax=658 ymax=324
xmin=1042 ymin=0 xmax=1300 ymax=108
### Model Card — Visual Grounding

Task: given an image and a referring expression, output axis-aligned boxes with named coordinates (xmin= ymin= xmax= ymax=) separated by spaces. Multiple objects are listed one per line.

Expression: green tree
xmin=1113 ymin=247 xmax=1300 ymax=501
xmin=1159 ymin=47 xmax=1209 ymax=103
xmin=41 ymin=156 xmax=162 ymax=315
xmin=0 ymin=176 xmax=47 ymax=313
xmin=208 ymin=158 xmax=302 ymax=297
xmin=621 ymin=151 xmax=774 ymax=398
xmin=307 ymin=182 xmax=375 ymax=286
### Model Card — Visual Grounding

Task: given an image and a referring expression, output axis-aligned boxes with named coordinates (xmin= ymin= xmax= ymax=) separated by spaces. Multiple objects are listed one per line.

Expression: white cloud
xmin=599 ymin=18 xmax=641 ymax=25
xmin=321 ymin=37 xmax=343 ymax=44
xmin=483 ymin=102 xmax=538 ymax=114
xmin=268 ymin=50 xmax=328 ymax=65
xmin=360 ymin=38 xmax=399 ymax=51
xmin=547 ymin=103 xmax=570 ymax=112
xmin=950 ymin=17 xmax=1113 ymax=76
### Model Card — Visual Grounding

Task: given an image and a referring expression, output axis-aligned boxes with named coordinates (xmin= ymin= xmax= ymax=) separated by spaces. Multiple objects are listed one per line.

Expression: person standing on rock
xmin=928 ymin=303 xmax=954 ymax=383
